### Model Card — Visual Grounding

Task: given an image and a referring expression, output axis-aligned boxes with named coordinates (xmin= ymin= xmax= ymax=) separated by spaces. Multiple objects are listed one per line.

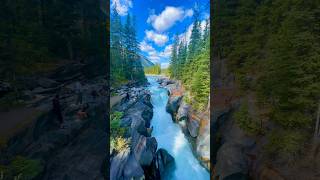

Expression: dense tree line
xmin=110 ymin=8 xmax=145 ymax=87
xmin=144 ymin=64 xmax=161 ymax=75
xmin=0 ymin=0 xmax=106 ymax=81
xmin=169 ymin=10 xmax=210 ymax=111
xmin=213 ymin=0 xmax=320 ymax=158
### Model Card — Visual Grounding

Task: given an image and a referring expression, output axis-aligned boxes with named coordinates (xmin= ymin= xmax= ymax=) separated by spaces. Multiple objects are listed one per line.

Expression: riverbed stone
xmin=155 ymin=148 xmax=175 ymax=175
xmin=110 ymin=149 xmax=130 ymax=180
xmin=177 ymin=101 xmax=189 ymax=121
xmin=123 ymin=153 xmax=145 ymax=179
xmin=131 ymin=130 xmax=157 ymax=166
xmin=166 ymin=96 xmax=183 ymax=116
xmin=187 ymin=118 xmax=200 ymax=137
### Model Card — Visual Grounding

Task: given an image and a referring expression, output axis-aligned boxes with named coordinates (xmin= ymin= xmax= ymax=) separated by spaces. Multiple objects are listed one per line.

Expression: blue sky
xmin=111 ymin=0 xmax=209 ymax=68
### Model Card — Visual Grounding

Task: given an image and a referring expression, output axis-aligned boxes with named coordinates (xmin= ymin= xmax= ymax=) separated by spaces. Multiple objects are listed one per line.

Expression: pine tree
xmin=169 ymin=35 xmax=179 ymax=78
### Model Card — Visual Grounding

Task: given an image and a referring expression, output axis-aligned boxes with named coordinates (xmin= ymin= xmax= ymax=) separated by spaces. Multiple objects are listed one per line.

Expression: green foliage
xmin=110 ymin=111 xmax=130 ymax=153
xmin=190 ymin=48 xmax=210 ymax=111
xmin=168 ymin=10 xmax=210 ymax=111
xmin=161 ymin=68 xmax=170 ymax=77
xmin=0 ymin=0 xmax=106 ymax=81
xmin=265 ymin=130 xmax=307 ymax=160
xmin=110 ymin=8 xmax=145 ymax=87
xmin=234 ymin=103 xmax=261 ymax=135
xmin=144 ymin=64 xmax=161 ymax=75
xmin=0 ymin=156 xmax=43 ymax=180
xmin=110 ymin=111 xmax=126 ymax=138
xmin=213 ymin=0 xmax=320 ymax=158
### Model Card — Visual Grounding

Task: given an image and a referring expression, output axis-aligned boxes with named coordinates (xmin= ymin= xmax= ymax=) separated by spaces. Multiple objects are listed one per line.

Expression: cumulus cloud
xmin=140 ymin=40 xmax=155 ymax=52
xmin=159 ymin=44 xmax=172 ymax=58
xmin=145 ymin=30 xmax=168 ymax=46
xmin=178 ymin=19 xmax=208 ymax=45
xmin=178 ymin=23 xmax=193 ymax=45
xmin=111 ymin=0 xmax=132 ymax=16
xmin=147 ymin=6 xmax=193 ymax=32
xmin=139 ymin=41 xmax=172 ymax=66
xmin=148 ymin=54 xmax=161 ymax=64
xmin=200 ymin=20 xmax=208 ymax=34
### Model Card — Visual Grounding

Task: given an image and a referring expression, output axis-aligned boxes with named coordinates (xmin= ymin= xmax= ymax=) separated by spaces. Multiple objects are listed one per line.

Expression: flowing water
xmin=147 ymin=76 xmax=210 ymax=180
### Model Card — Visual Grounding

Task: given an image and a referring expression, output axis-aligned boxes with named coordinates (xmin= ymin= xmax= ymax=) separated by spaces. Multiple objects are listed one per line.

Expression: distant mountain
xmin=139 ymin=55 xmax=155 ymax=67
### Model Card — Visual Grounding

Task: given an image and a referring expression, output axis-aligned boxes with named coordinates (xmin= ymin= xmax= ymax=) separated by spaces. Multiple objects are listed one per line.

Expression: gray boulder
xmin=155 ymin=148 xmax=174 ymax=175
xmin=110 ymin=149 xmax=130 ymax=180
xmin=215 ymin=143 xmax=248 ymax=180
xmin=123 ymin=153 xmax=145 ymax=179
xmin=131 ymin=130 xmax=157 ymax=166
xmin=187 ymin=118 xmax=200 ymax=138
xmin=176 ymin=101 xmax=189 ymax=121
xmin=166 ymin=96 xmax=182 ymax=116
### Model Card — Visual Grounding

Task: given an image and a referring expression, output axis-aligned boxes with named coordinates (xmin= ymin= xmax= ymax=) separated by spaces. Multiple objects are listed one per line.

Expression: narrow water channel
xmin=147 ymin=76 xmax=210 ymax=180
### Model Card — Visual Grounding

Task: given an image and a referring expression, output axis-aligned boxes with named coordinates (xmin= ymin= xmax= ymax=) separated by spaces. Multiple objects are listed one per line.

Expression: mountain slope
xmin=139 ymin=55 xmax=154 ymax=67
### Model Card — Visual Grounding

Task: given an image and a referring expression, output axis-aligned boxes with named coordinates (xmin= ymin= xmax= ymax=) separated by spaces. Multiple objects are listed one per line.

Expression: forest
xmin=213 ymin=0 xmax=320 ymax=161
xmin=110 ymin=8 xmax=145 ymax=87
xmin=144 ymin=64 xmax=161 ymax=75
xmin=0 ymin=0 xmax=106 ymax=81
xmin=169 ymin=11 xmax=210 ymax=111
xmin=0 ymin=1 xmax=107 ymax=179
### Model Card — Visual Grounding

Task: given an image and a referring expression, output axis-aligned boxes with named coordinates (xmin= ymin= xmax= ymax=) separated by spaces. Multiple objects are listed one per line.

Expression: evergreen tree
xmin=169 ymin=35 xmax=179 ymax=78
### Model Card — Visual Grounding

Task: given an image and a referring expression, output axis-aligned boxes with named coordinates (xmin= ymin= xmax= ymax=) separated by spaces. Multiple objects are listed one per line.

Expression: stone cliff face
xmin=211 ymin=57 xmax=255 ymax=179
xmin=110 ymin=84 xmax=174 ymax=180
xmin=159 ymin=77 xmax=210 ymax=171
xmin=211 ymin=58 xmax=296 ymax=180
xmin=0 ymin=62 xmax=108 ymax=179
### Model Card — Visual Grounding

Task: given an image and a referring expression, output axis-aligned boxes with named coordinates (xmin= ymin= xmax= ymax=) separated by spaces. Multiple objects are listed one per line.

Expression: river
xmin=147 ymin=76 xmax=210 ymax=180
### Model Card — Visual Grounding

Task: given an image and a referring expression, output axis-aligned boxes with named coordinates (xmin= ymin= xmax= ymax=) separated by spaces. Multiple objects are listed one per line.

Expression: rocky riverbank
xmin=0 ymin=62 xmax=108 ymax=179
xmin=156 ymin=77 xmax=210 ymax=171
xmin=110 ymin=82 xmax=174 ymax=180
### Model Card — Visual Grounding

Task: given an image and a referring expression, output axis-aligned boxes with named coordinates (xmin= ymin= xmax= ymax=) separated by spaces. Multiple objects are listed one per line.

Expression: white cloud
xmin=140 ymin=41 xmax=155 ymax=52
xmin=145 ymin=30 xmax=168 ymax=46
xmin=160 ymin=45 xmax=172 ymax=58
xmin=147 ymin=6 xmax=193 ymax=32
xmin=148 ymin=54 xmax=161 ymax=64
xmin=185 ymin=9 xmax=194 ymax=18
xmin=111 ymin=0 xmax=132 ymax=16
xmin=178 ymin=19 xmax=208 ymax=45
xmin=178 ymin=23 xmax=193 ymax=45
xmin=200 ymin=20 xmax=207 ymax=35
xmin=140 ymin=41 xmax=172 ymax=66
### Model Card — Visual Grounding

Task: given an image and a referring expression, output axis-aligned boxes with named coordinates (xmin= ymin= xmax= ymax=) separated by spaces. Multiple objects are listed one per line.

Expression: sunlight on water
xmin=147 ymin=76 xmax=210 ymax=180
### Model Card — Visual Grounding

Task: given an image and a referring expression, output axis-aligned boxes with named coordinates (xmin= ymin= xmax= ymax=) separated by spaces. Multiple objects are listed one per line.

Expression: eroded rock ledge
xmin=158 ymin=77 xmax=210 ymax=171
xmin=110 ymin=84 xmax=174 ymax=180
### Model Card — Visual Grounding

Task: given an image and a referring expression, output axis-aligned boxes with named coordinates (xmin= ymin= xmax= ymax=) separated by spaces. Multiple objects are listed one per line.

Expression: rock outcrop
xmin=166 ymin=96 xmax=182 ymax=117
xmin=110 ymin=83 xmax=175 ymax=180
xmin=2 ymin=74 xmax=108 ymax=180
xmin=161 ymin=77 xmax=210 ymax=171
xmin=143 ymin=148 xmax=175 ymax=179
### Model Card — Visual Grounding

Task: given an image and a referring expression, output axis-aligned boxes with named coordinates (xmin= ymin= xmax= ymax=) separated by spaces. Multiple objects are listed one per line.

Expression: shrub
xmin=110 ymin=111 xmax=123 ymax=122
xmin=234 ymin=103 xmax=261 ymax=135
xmin=0 ymin=156 xmax=44 ymax=180
xmin=272 ymin=110 xmax=312 ymax=129
xmin=265 ymin=129 xmax=307 ymax=160
xmin=110 ymin=137 xmax=130 ymax=153
xmin=110 ymin=111 xmax=127 ymax=138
